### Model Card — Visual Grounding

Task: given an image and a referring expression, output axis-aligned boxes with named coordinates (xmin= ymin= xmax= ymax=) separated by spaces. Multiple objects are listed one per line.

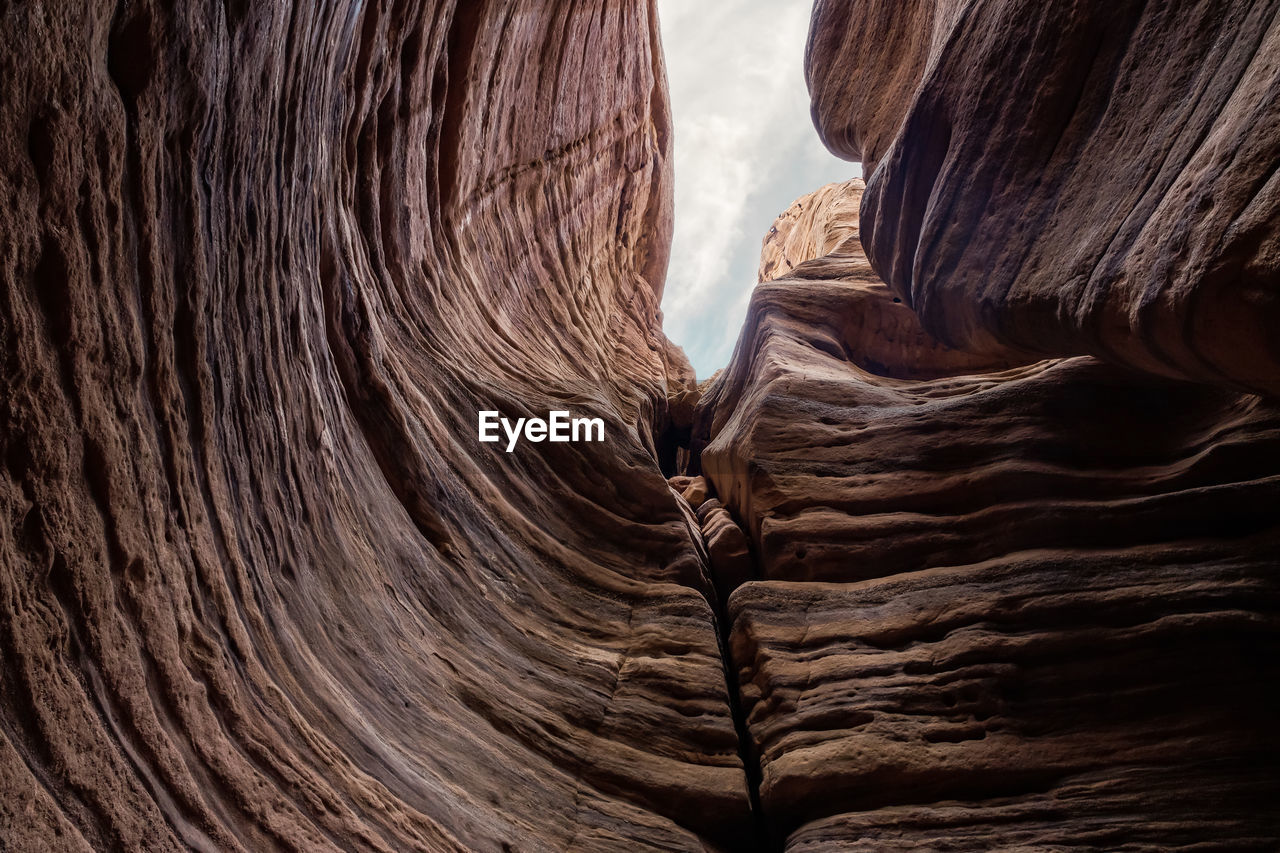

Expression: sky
xmin=655 ymin=1 xmax=861 ymax=378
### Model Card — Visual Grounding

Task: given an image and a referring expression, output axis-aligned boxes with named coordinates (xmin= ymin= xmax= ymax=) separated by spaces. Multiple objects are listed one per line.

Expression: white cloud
xmin=656 ymin=1 xmax=861 ymax=376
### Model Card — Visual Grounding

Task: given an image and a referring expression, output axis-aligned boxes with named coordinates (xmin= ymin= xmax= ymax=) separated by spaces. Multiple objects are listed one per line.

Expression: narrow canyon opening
xmin=2 ymin=2 xmax=1279 ymax=852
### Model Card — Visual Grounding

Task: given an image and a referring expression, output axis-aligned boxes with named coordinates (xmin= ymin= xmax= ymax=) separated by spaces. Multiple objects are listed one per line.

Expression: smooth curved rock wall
xmin=808 ymin=0 xmax=1280 ymax=396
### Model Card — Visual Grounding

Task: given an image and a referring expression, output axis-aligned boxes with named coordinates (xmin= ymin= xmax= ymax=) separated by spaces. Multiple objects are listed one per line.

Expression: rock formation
xmin=0 ymin=2 xmax=747 ymax=850
xmin=807 ymin=0 xmax=1280 ymax=397
xmin=2 ymin=0 xmax=1279 ymax=851
xmin=696 ymin=177 xmax=1280 ymax=849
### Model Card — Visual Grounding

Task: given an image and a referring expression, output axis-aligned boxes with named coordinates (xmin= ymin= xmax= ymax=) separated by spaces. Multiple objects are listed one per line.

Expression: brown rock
xmin=696 ymin=500 xmax=755 ymax=600
xmin=783 ymin=762 xmax=1280 ymax=851
xmin=731 ymin=556 xmax=1280 ymax=842
xmin=698 ymin=175 xmax=1280 ymax=846
xmin=680 ymin=476 xmax=711 ymax=509
xmin=808 ymin=0 xmax=1280 ymax=396
xmin=667 ymin=475 xmax=695 ymax=493
xmin=758 ymin=178 xmax=864 ymax=285
xmin=0 ymin=1 xmax=751 ymax=850
xmin=5 ymin=0 xmax=1280 ymax=850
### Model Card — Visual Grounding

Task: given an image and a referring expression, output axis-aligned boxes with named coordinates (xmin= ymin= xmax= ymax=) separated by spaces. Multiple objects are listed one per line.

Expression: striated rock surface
xmin=757 ymin=178 xmax=863 ymax=285
xmin=696 ymin=178 xmax=1280 ymax=848
xmin=5 ymin=0 xmax=1280 ymax=850
xmin=0 ymin=2 xmax=751 ymax=850
xmin=807 ymin=0 xmax=1280 ymax=396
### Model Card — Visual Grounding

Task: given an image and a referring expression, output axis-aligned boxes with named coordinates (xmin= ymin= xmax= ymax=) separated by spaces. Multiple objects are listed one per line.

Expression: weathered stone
xmin=808 ymin=0 xmax=1280 ymax=396
xmin=4 ymin=0 xmax=1280 ymax=850
xmin=0 ymin=2 xmax=750 ymax=849
xmin=680 ymin=476 xmax=711 ymax=509
xmin=696 ymin=499 xmax=755 ymax=599
xmin=758 ymin=178 xmax=864 ymax=285
xmin=698 ymin=176 xmax=1280 ymax=847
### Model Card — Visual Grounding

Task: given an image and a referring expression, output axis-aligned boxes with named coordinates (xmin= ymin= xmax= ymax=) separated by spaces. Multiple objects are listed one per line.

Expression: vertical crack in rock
xmin=666 ymin=474 xmax=775 ymax=850
xmin=695 ymin=176 xmax=1280 ymax=849
xmin=2 ymin=2 xmax=753 ymax=849
xmin=4 ymin=0 xmax=1280 ymax=850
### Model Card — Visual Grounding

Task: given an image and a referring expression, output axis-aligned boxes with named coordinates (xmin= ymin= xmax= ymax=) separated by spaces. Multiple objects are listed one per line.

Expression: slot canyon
xmin=1 ymin=1 xmax=1278 ymax=850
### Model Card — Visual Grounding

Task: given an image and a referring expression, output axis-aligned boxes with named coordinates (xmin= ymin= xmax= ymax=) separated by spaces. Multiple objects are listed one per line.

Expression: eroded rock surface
xmin=696 ymin=178 xmax=1280 ymax=847
xmin=757 ymin=178 xmax=863 ymax=285
xmin=4 ymin=0 xmax=1280 ymax=850
xmin=0 ymin=2 xmax=750 ymax=850
xmin=808 ymin=0 xmax=1280 ymax=396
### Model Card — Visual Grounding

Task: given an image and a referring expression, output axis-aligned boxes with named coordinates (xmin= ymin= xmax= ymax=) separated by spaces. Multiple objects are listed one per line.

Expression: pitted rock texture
xmin=0 ymin=2 xmax=750 ymax=850
xmin=696 ymin=178 xmax=1280 ymax=848
xmin=807 ymin=0 xmax=1280 ymax=396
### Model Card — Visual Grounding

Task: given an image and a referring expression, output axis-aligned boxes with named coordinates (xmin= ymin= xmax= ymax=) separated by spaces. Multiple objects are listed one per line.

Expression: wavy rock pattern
xmin=5 ymin=1 xmax=1280 ymax=850
xmin=757 ymin=179 xmax=864 ymax=285
xmin=697 ymin=178 xmax=1280 ymax=847
xmin=808 ymin=0 xmax=1280 ymax=396
xmin=0 ymin=2 xmax=749 ymax=850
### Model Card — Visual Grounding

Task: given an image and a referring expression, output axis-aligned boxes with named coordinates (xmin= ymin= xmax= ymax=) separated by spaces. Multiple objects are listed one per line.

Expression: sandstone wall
xmin=695 ymin=178 xmax=1280 ymax=849
xmin=3 ymin=1 xmax=1279 ymax=850
xmin=807 ymin=0 xmax=1280 ymax=396
xmin=0 ymin=3 xmax=748 ymax=850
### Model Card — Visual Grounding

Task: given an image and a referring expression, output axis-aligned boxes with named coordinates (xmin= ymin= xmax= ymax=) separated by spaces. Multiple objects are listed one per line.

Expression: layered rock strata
xmin=695 ymin=178 xmax=1280 ymax=848
xmin=0 ymin=2 xmax=750 ymax=850
xmin=4 ymin=0 xmax=1280 ymax=851
xmin=807 ymin=0 xmax=1280 ymax=396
